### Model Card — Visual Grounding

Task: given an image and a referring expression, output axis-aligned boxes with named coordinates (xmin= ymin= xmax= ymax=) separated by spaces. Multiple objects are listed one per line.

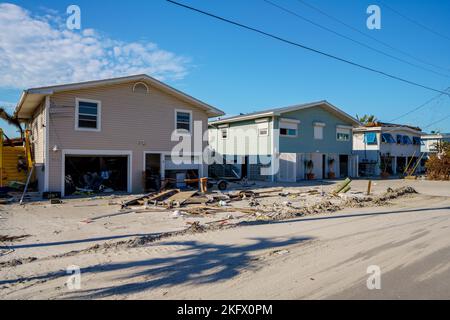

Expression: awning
xmin=381 ymin=133 xmax=395 ymax=143
xmin=402 ymin=136 xmax=412 ymax=145
xmin=364 ymin=132 xmax=377 ymax=144
xmin=412 ymin=137 xmax=422 ymax=145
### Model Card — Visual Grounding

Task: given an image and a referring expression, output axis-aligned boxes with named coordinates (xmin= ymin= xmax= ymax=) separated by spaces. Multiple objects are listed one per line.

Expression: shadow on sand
xmin=2 ymin=236 xmax=314 ymax=299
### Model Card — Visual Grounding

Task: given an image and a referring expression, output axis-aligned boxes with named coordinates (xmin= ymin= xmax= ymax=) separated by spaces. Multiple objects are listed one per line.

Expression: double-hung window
xmin=175 ymin=110 xmax=192 ymax=133
xmin=76 ymin=99 xmax=101 ymax=131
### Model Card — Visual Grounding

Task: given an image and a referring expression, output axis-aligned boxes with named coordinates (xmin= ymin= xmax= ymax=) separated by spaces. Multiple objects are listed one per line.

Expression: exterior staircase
xmin=0 ymin=129 xmax=32 ymax=188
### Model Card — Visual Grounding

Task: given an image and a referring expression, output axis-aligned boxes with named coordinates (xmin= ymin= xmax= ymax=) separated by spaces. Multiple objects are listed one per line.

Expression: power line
xmin=423 ymin=113 xmax=450 ymax=130
xmin=380 ymin=0 xmax=450 ymax=43
xmin=262 ymin=0 xmax=449 ymax=78
xmin=296 ymin=0 xmax=450 ymax=74
xmin=389 ymin=87 xmax=450 ymax=123
xmin=167 ymin=0 xmax=450 ymax=97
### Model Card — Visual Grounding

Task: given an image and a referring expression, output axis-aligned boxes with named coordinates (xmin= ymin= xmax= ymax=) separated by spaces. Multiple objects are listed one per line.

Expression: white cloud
xmin=0 ymin=3 xmax=190 ymax=89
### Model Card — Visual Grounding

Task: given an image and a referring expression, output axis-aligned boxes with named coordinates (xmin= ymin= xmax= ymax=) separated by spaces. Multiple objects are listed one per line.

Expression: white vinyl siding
xmin=221 ymin=128 xmax=228 ymax=139
xmin=257 ymin=122 xmax=269 ymax=136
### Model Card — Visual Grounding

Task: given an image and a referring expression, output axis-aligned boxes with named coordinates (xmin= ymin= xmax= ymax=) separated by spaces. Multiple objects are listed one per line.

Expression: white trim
xmin=337 ymin=125 xmax=353 ymax=130
xmin=174 ymin=109 xmax=193 ymax=135
xmin=209 ymin=101 xmax=360 ymax=126
xmin=279 ymin=118 xmax=301 ymax=124
xmin=314 ymin=122 xmax=326 ymax=127
xmin=218 ymin=124 xmax=230 ymax=129
xmin=211 ymin=113 xmax=273 ymax=125
xmin=271 ymin=116 xmax=277 ymax=182
xmin=61 ymin=149 xmax=132 ymax=197
xmin=44 ymin=96 xmax=50 ymax=192
xmin=254 ymin=118 xmax=270 ymax=123
xmin=132 ymin=82 xmax=149 ymax=93
xmin=314 ymin=125 xmax=324 ymax=140
xmin=353 ymin=126 xmax=422 ymax=135
xmin=75 ymin=98 xmax=102 ymax=132
xmin=16 ymin=74 xmax=224 ymax=118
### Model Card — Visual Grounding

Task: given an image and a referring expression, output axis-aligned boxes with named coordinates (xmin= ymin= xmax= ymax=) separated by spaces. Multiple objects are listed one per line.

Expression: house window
xmin=337 ymin=132 xmax=350 ymax=141
xmin=314 ymin=123 xmax=325 ymax=140
xmin=76 ymin=99 xmax=101 ymax=131
xmin=336 ymin=127 xmax=351 ymax=141
xmin=259 ymin=128 xmax=268 ymax=136
xmin=175 ymin=110 xmax=192 ymax=133
xmin=364 ymin=132 xmax=378 ymax=145
xmin=280 ymin=128 xmax=297 ymax=136
xmin=381 ymin=133 xmax=396 ymax=144
xmin=279 ymin=121 xmax=298 ymax=137
xmin=412 ymin=137 xmax=422 ymax=145
xmin=221 ymin=128 xmax=228 ymax=139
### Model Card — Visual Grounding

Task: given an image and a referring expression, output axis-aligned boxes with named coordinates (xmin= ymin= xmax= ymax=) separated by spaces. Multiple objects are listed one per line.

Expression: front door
xmin=322 ymin=154 xmax=327 ymax=179
xmin=339 ymin=155 xmax=349 ymax=178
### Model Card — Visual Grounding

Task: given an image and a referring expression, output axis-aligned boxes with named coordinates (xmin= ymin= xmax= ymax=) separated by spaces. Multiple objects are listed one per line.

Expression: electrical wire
xmin=166 ymin=0 xmax=450 ymax=97
xmin=263 ymin=0 xmax=450 ymax=78
xmin=296 ymin=0 xmax=450 ymax=74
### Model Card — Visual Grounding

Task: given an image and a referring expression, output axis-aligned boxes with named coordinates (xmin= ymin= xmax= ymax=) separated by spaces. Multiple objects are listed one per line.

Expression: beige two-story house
xmin=14 ymin=74 xmax=224 ymax=196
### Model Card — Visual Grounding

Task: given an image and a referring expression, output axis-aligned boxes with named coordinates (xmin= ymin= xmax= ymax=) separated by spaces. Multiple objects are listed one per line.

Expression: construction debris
xmin=332 ymin=178 xmax=352 ymax=194
xmin=0 ymin=234 xmax=31 ymax=242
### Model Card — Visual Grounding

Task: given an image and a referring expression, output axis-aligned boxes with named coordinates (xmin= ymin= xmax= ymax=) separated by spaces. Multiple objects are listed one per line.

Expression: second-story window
xmin=314 ymin=122 xmax=325 ymax=140
xmin=76 ymin=99 xmax=101 ymax=131
xmin=337 ymin=126 xmax=351 ymax=141
xmin=364 ymin=132 xmax=378 ymax=145
xmin=279 ymin=120 xmax=298 ymax=137
xmin=175 ymin=110 xmax=192 ymax=133
xmin=221 ymin=128 xmax=228 ymax=139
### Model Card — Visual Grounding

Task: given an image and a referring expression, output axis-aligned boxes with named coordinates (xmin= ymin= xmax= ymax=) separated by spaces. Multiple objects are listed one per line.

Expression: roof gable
xmin=210 ymin=100 xmax=360 ymax=126
xmin=15 ymin=74 xmax=224 ymax=119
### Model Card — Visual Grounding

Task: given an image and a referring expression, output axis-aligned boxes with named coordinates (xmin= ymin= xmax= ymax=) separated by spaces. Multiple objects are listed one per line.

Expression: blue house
xmin=208 ymin=101 xmax=360 ymax=181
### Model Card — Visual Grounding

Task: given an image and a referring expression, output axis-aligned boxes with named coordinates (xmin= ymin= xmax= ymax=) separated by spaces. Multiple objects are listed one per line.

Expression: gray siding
xmin=278 ymin=105 xmax=354 ymax=154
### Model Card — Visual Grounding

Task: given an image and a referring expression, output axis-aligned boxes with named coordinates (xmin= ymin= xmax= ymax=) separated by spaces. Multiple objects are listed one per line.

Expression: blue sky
xmin=1 ymin=0 xmax=449 ymax=137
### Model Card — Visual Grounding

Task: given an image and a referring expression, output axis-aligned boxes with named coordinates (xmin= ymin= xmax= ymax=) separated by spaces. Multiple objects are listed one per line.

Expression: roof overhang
xmin=14 ymin=74 xmax=224 ymax=119
xmin=354 ymin=126 xmax=422 ymax=135
xmin=209 ymin=101 xmax=360 ymax=126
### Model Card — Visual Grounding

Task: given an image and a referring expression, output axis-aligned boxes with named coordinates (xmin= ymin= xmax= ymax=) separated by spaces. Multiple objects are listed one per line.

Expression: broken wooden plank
xmin=164 ymin=190 xmax=198 ymax=207
xmin=122 ymin=189 xmax=180 ymax=208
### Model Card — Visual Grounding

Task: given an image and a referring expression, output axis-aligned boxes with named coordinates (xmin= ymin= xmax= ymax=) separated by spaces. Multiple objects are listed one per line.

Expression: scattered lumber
xmin=165 ymin=190 xmax=198 ymax=208
xmin=122 ymin=189 xmax=180 ymax=208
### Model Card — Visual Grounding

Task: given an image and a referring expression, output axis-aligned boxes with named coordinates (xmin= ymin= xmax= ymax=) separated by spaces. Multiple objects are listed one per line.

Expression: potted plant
xmin=327 ymin=158 xmax=336 ymax=179
xmin=305 ymin=160 xmax=315 ymax=180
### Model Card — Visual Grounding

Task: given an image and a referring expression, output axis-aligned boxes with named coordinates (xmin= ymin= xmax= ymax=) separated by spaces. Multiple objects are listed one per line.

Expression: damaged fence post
xmin=333 ymin=178 xmax=352 ymax=194
xmin=367 ymin=180 xmax=372 ymax=196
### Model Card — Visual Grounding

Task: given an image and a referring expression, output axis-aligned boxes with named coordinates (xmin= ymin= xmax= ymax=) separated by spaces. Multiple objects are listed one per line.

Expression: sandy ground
xmin=0 ymin=178 xmax=449 ymax=300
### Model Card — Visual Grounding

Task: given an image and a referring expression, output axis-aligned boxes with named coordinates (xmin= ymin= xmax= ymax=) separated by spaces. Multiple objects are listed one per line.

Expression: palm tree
xmin=0 ymin=107 xmax=23 ymax=138
xmin=356 ymin=114 xmax=378 ymax=126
